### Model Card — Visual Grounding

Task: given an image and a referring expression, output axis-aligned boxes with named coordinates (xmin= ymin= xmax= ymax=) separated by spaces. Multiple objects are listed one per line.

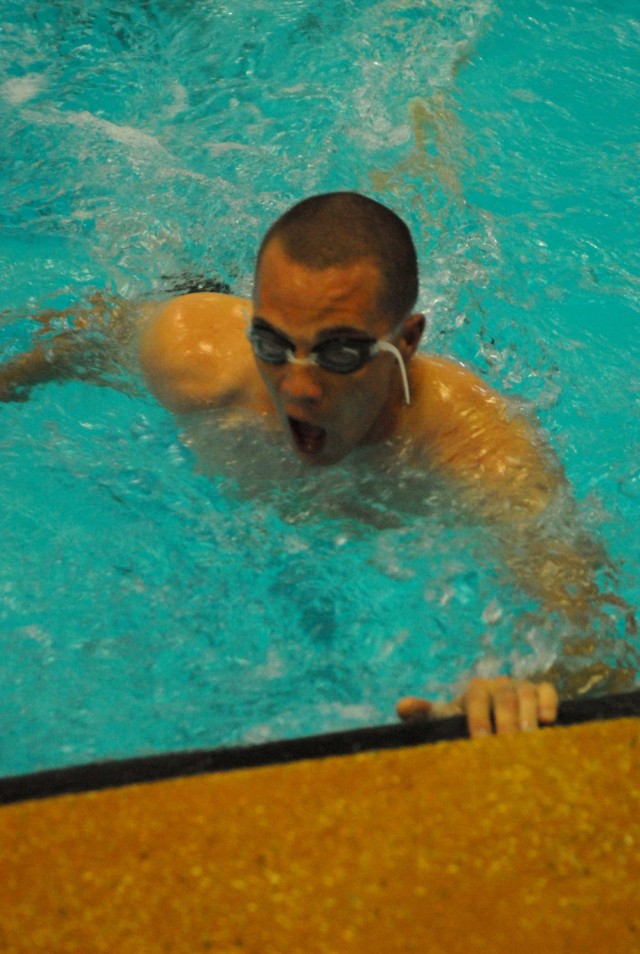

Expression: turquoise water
xmin=0 ymin=0 xmax=638 ymax=776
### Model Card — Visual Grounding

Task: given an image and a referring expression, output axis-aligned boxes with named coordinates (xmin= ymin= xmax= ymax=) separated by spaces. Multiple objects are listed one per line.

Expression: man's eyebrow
xmin=314 ymin=325 xmax=375 ymax=342
xmin=251 ymin=316 xmax=293 ymax=341
xmin=252 ymin=317 xmax=374 ymax=344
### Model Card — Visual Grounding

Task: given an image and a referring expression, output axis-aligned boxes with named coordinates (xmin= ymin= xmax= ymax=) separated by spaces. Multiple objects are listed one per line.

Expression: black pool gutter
xmin=2 ymin=689 xmax=639 ymax=806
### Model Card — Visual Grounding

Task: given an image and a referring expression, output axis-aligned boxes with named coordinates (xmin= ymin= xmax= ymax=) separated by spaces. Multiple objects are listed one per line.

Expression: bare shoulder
xmin=140 ymin=292 xmax=250 ymax=353
xmin=409 ymin=353 xmax=562 ymax=507
xmin=411 ymin=353 xmax=508 ymax=425
xmin=139 ymin=292 xmax=258 ymax=412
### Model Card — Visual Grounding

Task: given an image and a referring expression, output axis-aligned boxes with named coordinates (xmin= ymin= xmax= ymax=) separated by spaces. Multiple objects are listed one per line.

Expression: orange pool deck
xmin=1 ymin=696 xmax=639 ymax=953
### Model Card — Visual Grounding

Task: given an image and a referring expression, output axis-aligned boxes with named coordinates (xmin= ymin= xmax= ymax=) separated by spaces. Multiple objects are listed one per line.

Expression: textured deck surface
xmin=1 ymin=717 xmax=639 ymax=953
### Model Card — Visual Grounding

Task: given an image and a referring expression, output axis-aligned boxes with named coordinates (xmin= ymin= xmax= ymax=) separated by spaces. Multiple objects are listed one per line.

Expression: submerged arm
xmin=421 ymin=358 xmax=637 ymax=695
xmin=0 ymin=295 xmax=139 ymax=402
xmin=0 ymin=337 xmax=76 ymax=401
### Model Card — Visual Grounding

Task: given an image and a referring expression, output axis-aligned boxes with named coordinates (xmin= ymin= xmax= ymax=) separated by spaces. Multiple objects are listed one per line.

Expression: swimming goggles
xmin=248 ymin=322 xmax=411 ymax=405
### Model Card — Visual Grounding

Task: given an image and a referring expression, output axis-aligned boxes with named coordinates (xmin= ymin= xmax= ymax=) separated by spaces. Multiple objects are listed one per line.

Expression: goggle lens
xmin=249 ymin=328 xmax=375 ymax=374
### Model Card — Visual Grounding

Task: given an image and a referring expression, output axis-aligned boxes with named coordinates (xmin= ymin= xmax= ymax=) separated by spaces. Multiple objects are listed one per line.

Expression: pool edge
xmin=3 ymin=688 xmax=639 ymax=805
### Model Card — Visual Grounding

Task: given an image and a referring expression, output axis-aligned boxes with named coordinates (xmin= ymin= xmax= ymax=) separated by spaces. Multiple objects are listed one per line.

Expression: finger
xmin=492 ymin=679 xmax=521 ymax=735
xmin=516 ymin=681 xmax=541 ymax=732
xmin=429 ymin=698 xmax=465 ymax=719
xmin=396 ymin=697 xmax=433 ymax=721
xmin=537 ymin=681 xmax=559 ymax=724
xmin=396 ymin=696 xmax=463 ymax=722
xmin=464 ymin=678 xmax=495 ymax=738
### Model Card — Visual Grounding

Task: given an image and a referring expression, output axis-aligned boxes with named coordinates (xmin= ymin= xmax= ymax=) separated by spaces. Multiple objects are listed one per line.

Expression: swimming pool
xmin=1 ymin=0 xmax=638 ymax=777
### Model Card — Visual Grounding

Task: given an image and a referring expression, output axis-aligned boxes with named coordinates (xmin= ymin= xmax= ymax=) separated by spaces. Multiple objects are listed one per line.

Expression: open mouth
xmin=287 ymin=416 xmax=328 ymax=456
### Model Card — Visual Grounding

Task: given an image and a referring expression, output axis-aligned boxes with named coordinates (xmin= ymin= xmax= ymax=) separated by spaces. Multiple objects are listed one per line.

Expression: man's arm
xmin=0 ymin=338 xmax=76 ymax=401
xmin=0 ymin=291 xmax=248 ymax=407
xmin=416 ymin=356 xmax=637 ymax=695
xmin=0 ymin=294 xmax=138 ymax=401
xmin=419 ymin=357 xmax=633 ymax=622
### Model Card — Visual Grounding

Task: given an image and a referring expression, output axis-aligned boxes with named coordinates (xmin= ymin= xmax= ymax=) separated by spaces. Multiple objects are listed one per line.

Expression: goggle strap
xmin=375 ymin=340 xmax=411 ymax=405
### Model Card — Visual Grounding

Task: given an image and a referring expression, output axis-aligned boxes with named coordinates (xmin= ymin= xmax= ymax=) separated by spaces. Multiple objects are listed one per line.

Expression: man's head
xmin=256 ymin=191 xmax=419 ymax=326
xmin=251 ymin=192 xmax=425 ymax=464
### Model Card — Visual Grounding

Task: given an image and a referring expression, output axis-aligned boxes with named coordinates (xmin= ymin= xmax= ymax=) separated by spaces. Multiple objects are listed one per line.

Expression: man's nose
xmin=279 ymin=360 xmax=323 ymax=403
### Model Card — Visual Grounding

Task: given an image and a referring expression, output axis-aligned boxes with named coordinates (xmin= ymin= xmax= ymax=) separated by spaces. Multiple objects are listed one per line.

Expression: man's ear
xmin=400 ymin=313 xmax=426 ymax=357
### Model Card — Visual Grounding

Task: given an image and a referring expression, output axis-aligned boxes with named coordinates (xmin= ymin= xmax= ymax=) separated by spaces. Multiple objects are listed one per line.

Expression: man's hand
xmin=397 ymin=676 xmax=559 ymax=739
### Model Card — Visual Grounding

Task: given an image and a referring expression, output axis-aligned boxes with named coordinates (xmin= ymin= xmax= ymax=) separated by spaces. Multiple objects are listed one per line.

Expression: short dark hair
xmin=256 ymin=192 xmax=419 ymax=324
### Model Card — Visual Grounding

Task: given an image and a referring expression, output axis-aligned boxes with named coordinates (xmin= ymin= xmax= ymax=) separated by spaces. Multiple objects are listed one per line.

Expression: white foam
xmin=1 ymin=73 xmax=47 ymax=105
xmin=65 ymin=110 xmax=172 ymax=156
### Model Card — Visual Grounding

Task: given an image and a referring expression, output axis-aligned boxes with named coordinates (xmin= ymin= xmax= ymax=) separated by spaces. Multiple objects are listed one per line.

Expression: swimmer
xmin=1 ymin=192 xmax=633 ymax=736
